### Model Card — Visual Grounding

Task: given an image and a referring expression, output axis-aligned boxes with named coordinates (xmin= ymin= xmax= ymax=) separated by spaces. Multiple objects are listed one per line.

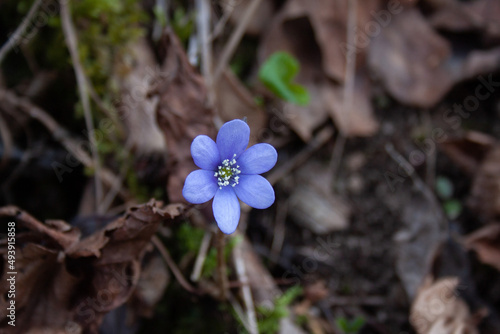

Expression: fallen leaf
xmin=368 ymin=7 xmax=453 ymax=107
xmin=410 ymin=277 xmax=479 ymax=334
xmin=439 ymin=131 xmax=496 ymax=175
xmin=468 ymin=145 xmax=500 ymax=220
xmin=464 ymin=224 xmax=500 ymax=271
xmin=429 ymin=0 xmax=500 ymax=41
xmin=215 ymin=69 xmax=267 ymax=145
xmin=289 ymin=160 xmax=350 ymax=234
xmin=392 ymin=189 xmax=447 ymax=299
xmin=322 ymin=73 xmax=379 ymax=137
xmin=224 ymin=0 xmax=275 ymax=36
xmin=117 ymin=37 xmax=167 ymax=154
xmin=0 ymin=200 xmax=181 ymax=333
xmin=154 ymin=29 xmax=216 ymax=203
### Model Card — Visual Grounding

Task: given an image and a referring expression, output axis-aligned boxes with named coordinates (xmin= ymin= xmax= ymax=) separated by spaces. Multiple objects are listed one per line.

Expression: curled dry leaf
xmin=464 ymin=223 xmax=500 ymax=271
xmin=0 ymin=200 xmax=182 ymax=333
xmin=410 ymin=277 xmax=479 ymax=334
xmin=154 ymin=29 xmax=216 ymax=203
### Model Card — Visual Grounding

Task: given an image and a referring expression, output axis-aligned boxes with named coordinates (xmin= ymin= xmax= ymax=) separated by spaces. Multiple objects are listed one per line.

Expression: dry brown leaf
xmin=289 ymin=160 xmax=350 ymax=234
xmin=468 ymin=145 xmax=500 ymax=220
xmin=393 ymin=189 xmax=447 ymax=299
xmin=464 ymin=224 xmax=500 ymax=271
xmin=224 ymin=0 xmax=275 ymax=36
xmin=429 ymin=0 xmax=500 ymax=41
xmin=155 ymin=29 xmax=216 ymax=203
xmin=439 ymin=131 xmax=496 ymax=175
xmin=322 ymin=74 xmax=379 ymax=137
xmin=216 ymin=69 xmax=267 ymax=144
xmin=0 ymin=200 xmax=181 ymax=333
xmin=117 ymin=37 xmax=167 ymax=154
xmin=368 ymin=7 xmax=453 ymax=107
xmin=410 ymin=277 xmax=479 ymax=334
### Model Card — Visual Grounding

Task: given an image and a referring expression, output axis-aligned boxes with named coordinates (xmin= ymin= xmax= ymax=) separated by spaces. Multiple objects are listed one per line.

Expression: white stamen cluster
xmin=214 ymin=154 xmax=241 ymax=189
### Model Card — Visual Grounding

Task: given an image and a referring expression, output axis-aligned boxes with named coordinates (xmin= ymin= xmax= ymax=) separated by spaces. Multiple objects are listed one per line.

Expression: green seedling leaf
xmin=436 ymin=176 xmax=453 ymax=200
xmin=444 ymin=199 xmax=462 ymax=220
xmin=258 ymin=51 xmax=310 ymax=106
xmin=335 ymin=316 xmax=365 ymax=334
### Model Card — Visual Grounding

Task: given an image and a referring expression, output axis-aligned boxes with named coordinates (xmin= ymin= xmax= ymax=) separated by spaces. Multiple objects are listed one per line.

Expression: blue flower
xmin=182 ymin=119 xmax=277 ymax=234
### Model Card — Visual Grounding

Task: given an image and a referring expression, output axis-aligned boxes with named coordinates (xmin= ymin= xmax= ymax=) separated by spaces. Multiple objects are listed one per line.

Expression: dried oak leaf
xmin=464 ymin=224 xmax=500 ymax=271
xmin=154 ymin=29 xmax=216 ymax=203
xmin=410 ymin=277 xmax=479 ymax=334
xmin=0 ymin=200 xmax=181 ymax=334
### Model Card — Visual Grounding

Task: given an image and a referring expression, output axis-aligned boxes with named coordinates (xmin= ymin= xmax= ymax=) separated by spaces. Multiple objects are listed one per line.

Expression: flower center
xmin=214 ymin=154 xmax=241 ymax=189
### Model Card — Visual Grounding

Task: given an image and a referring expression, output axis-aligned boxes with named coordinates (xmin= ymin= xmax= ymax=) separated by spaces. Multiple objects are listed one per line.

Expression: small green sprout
xmin=258 ymin=51 xmax=310 ymax=106
xmin=335 ymin=316 xmax=366 ymax=334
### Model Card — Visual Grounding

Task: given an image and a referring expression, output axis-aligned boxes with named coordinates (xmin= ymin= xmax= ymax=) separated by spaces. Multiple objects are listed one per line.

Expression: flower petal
xmin=213 ymin=187 xmax=241 ymax=234
xmin=182 ymin=170 xmax=218 ymax=204
xmin=234 ymin=175 xmax=275 ymax=209
xmin=216 ymin=119 xmax=250 ymax=161
xmin=191 ymin=135 xmax=220 ymax=170
xmin=238 ymin=143 xmax=277 ymax=175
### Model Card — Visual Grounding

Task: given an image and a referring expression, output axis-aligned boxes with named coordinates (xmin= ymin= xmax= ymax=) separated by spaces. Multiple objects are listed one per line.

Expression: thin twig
xmin=0 ymin=88 xmax=130 ymax=200
xmin=267 ymin=126 xmax=334 ymax=186
xmin=190 ymin=229 xmax=213 ymax=282
xmin=196 ymin=0 xmax=214 ymax=105
xmin=60 ymin=1 xmax=103 ymax=212
xmin=98 ymin=161 xmax=128 ymax=214
xmin=329 ymin=0 xmax=358 ymax=186
xmin=212 ymin=0 xmax=263 ymax=83
xmin=384 ymin=143 xmax=441 ymax=210
xmin=270 ymin=200 xmax=287 ymax=263
xmin=216 ymin=229 xmax=229 ymax=300
xmin=233 ymin=236 xmax=258 ymax=334
xmin=227 ymin=291 xmax=253 ymax=333
xmin=0 ymin=0 xmax=43 ymax=64
xmin=152 ymin=235 xmax=199 ymax=294
xmin=210 ymin=2 xmax=235 ymax=41
xmin=86 ymin=80 xmax=123 ymax=134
